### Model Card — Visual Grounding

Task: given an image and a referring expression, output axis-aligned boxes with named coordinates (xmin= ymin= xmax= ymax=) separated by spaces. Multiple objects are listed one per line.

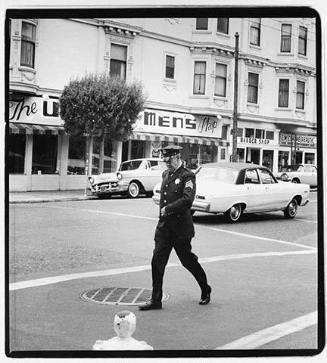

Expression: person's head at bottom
xmin=114 ymin=311 xmax=136 ymax=338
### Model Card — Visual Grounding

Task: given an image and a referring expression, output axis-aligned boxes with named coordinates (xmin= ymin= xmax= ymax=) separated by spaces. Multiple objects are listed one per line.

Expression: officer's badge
xmin=185 ymin=180 xmax=193 ymax=189
xmin=175 ymin=178 xmax=180 ymax=184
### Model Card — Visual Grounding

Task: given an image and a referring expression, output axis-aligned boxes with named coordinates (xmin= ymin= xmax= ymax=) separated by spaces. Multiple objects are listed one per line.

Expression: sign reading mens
xmin=9 ymin=96 xmax=64 ymax=127
xmin=134 ymin=109 xmax=222 ymax=138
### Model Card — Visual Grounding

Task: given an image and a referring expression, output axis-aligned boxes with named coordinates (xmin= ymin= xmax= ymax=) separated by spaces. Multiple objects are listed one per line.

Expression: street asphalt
xmin=7 ymin=191 xmax=321 ymax=357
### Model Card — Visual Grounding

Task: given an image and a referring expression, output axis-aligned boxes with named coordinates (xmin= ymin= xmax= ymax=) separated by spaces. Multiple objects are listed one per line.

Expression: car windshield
xmin=197 ymin=166 xmax=238 ymax=183
xmin=119 ymin=160 xmax=143 ymax=171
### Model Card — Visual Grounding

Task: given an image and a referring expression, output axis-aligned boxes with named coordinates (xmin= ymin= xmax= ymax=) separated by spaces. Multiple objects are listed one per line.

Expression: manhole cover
xmin=81 ymin=287 xmax=169 ymax=306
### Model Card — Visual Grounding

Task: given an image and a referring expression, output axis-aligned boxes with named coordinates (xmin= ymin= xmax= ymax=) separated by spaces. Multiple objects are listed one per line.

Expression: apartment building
xmin=8 ymin=17 xmax=317 ymax=191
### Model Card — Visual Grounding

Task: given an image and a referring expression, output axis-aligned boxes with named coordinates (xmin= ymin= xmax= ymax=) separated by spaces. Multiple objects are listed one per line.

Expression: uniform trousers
xmin=151 ymin=233 xmax=208 ymax=303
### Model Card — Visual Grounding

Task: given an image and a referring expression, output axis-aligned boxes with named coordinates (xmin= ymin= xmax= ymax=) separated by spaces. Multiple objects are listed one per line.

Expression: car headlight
xmin=88 ymin=177 xmax=94 ymax=184
xmin=117 ymin=172 xmax=122 ymax=180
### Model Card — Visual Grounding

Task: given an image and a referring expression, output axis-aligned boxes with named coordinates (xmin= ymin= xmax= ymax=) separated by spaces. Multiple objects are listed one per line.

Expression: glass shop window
xmin=68 ymin=135 xmax=86 ymax=175
xmin=265 ymin=131 xmax=274 ymax=140
xmin=245 ymin=128 xmax=255 ymax=138
xmin=103 ymin=136 xmax=117 ymax=173
xmin=8 ymin=134 xmax=26 ymax=174
xmin=32 ymin=134 xmax=58 ymax=174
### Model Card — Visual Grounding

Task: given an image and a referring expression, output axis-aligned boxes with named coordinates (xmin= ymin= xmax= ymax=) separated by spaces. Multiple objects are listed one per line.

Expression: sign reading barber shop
xmin=133 ymin=109 xmax=222 ymax=138
xmin=9 ymin=96 xmax=64 ymax=126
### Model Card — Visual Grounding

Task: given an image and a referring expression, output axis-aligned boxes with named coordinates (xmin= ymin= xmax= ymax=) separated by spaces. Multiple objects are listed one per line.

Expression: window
xmin=165 ymin=55 xmax=175 ymax=79
xmin=280 ymin=24 xmax=292 ymax=52
xmin=8 ymin=134 xmax=25 ymax=174
xmin=21 ymin=22 xmax=36 ymax=68
xmin=247 ymin=72 xmax=259 ymax=103
xmin=296 ymin=81 xmax=305 ymax=109
xmin=217 ymin=18 xmax=229 ymax=34
xmin=266 ymin=131 xmax=274 ymax=140
xmin=255 ymin=129 xmax=264 ymax=139
xmin=120 ymin=160 xmax=143 ymax=171
xmin=196 ymin=18 xmax=208 ymax=30
xmin=32 ymin=135 xmax=58 ymax=174
xmin=278 ymin=79 xmax=289 ymax=107
xmin=249 ymin=18 xmax=261 ymax=46
xmin=214 ymin=63 xmax=227 ymax=97
xmin=245 ymin=169 xmax=260 ymax=184
xmin=220 ymin=148 xmax=226 ymax=160
xmin=298 ymin=26 xmax=307 ymax=56
xmin=258 ymin=168 xmax=276 ymax=184
xmin=68 ymin=135 xmax=86 ymax=175
xmin=245 ymin=128 xmax=255 ymax=138
xmin=221 ymin=125 xmax=228 ymax=139
xmin=193 ymin=61 xmax=206 ymax=95
xmin=110 ymin=43 xmax=127 ymax=80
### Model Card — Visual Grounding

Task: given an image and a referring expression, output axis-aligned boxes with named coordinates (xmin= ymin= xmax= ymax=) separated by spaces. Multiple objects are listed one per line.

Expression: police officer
xmin=139 ymin=145 xmax=211 ymax=311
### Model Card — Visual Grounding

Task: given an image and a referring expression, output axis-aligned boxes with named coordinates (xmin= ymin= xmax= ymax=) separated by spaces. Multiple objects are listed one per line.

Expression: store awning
xmin=9 ymin=123 xmax=64 ymax=135
xmin=129 ymin=132 xmax=229 ymax=147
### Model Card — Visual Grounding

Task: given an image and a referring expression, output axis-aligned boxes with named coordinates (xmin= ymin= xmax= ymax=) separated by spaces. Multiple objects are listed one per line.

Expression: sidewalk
xmin=9 ymin=189 xmax=96 ymax=204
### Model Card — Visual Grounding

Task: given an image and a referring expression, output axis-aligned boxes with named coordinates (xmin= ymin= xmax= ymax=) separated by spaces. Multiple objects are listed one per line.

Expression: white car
xmin=275 ymin=164 xmax=317 ymax=188
xmin=152 ymin=162 xmax=310 ymax=222
xmin=89 ymin=158 xmax=166 ymax=198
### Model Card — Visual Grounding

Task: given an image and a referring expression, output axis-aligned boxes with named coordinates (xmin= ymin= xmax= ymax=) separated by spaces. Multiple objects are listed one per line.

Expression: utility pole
xmin=232 ymin=32 xmax=239 ymax=162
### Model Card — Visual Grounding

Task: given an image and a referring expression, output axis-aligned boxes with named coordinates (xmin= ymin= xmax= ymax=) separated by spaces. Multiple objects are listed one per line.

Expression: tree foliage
xmin=59 ymin=74 xmax=146 ymax=140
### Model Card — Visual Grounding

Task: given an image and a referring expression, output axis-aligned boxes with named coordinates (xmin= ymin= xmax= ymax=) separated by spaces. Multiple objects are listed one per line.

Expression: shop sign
xmin=133 ymin=109 xmax=221 ymax=138
xmin=9 ymin=96 xmax=64 ymax=126
xmin=239 ymin=137 xmax=271 ymax=145
xmin=279 ymin=133 xmax=316 ymax=148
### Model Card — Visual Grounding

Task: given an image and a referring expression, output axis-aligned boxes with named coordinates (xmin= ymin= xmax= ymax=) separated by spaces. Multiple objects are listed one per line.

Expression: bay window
xmin=193 ymin=61 xmax=206 ymax=95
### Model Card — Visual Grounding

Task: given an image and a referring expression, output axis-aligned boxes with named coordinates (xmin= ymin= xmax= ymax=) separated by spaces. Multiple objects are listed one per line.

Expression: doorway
xmin=246 ymin=148 xmax=260 ymax=165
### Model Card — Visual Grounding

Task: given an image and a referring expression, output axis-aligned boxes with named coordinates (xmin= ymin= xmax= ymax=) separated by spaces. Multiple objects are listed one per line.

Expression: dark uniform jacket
xmin=155 ymin=164 xmax=196 ymax=240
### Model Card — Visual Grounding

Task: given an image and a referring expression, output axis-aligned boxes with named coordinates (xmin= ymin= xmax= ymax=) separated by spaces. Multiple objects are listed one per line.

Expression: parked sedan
xmin=89 ymin=158 xmax=166 ymax=198
xmin=275 ymin=164 xmax=317 ymax=188
xmin=152 ymin=162 xmax=309 ymax=222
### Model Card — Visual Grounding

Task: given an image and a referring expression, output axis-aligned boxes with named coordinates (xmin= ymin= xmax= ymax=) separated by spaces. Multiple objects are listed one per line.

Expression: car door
xmin=243 ymin=168 xmax=268 ymax=211
xmin=257 ymin=168 xmax=286 ymax=209
xmin=301 ymin=165 xmax=317 ymax=186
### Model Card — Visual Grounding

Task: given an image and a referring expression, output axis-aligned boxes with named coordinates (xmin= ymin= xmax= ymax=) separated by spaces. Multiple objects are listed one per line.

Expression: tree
xmin=59 ymin=73 xmax=146 ymax=140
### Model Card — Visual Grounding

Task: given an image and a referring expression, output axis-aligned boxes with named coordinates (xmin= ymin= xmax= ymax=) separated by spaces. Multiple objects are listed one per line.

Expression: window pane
xmin=196 ymin=18 xmax=208 ymax=30
xmin=110 ymin=59 xmax=126 ymax=80
xmin=247 ymin=73 xmax=258 ymax=103
xmin=296 ymin=81 xmax=305 ymax=109
xmin=278 ymin=79 xmax=289 ymax=107
xmin=8 ymin=134 xmax=25 ymax=174
xmin=165 ymin=55 xmax=175 ymax=79
xmin=266 ymin=131 xmax=274 ymax=140
xmin=298 ymin=26 xmax=307 ymax=55
xmin=22 ymin=22 xmax=36 ymax=40
xmin=103 ymin=135 xmax=117 ymax=172
xmin=281 ymin=24 xmax=292 ymax=52
xmin=21 ymin=41 xmax=34 ymax=67
xmin=111 ymin=44 xmax=127 ymax=61
xmin=245 ymin=128 xmax=254 ymax=137
xmin=255 ymin=129 xmax=264 ymax=138
xmin=32 ymin=135 xmax=58 ymax=174
xmin=193 ymin=62 xmax=206 ymax=94
xmin=215 ymin=63 xmax=227 ymax=96
xmin=68 ymin=135 xmax=86 ymax=175
xmin=217 ymin=18 xmax=229 ymax=33
xmin=216 ymin=63 xmax=226 ymax=77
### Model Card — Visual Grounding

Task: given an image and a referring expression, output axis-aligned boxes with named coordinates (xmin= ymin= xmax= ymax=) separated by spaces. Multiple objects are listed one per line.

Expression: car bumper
xmin=89 ymin=183 xmax=127 ymax=195
xmin=192 ymin=199 xmax=211 ymax=212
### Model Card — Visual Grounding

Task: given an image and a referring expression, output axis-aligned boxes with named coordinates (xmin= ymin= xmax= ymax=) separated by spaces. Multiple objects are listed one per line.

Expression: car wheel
xmin=284 ymin=198 xmax=298 ymax=218
xmin=128 ymin=181 xmax=140 ymax=198
xmin=225 ymin=203 xmax=243 ymax=223
xmin=291 ymin=178 xmax=300 ymax=183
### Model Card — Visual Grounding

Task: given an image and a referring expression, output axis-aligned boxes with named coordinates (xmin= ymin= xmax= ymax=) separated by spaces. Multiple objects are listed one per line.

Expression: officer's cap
xmin=160 ymin=144 xmax=182 ymax=157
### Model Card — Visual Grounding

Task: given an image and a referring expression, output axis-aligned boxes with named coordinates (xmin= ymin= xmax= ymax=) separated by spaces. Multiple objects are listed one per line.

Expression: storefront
xmin=127 ymin=108 xmax=228 ymax=169
xmin=278 ymin=132 xmax=317 ymax=170
xmin=232 ymin=125 xmax=280 ymax=173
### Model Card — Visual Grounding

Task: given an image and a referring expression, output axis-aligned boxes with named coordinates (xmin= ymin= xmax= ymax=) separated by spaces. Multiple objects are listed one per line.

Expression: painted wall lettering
xmin=9 ymin=99 xmax=38 ymax=121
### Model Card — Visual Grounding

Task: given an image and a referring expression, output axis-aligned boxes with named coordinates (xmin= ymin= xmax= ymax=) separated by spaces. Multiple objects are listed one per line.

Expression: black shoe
xmin=138 ymin=300 xmax=162 ymax=311
xmin=199 ymin=285 xmax=211 ymax=305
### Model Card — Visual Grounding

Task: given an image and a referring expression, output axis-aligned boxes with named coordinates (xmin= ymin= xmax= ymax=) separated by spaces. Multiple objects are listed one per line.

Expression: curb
xmin=9 ymin=196 xmax=96 ymax=204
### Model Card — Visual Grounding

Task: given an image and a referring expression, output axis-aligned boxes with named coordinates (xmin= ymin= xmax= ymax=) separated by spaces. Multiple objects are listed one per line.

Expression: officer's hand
xmin=161 ymin=207 xmax=167 ymax=216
